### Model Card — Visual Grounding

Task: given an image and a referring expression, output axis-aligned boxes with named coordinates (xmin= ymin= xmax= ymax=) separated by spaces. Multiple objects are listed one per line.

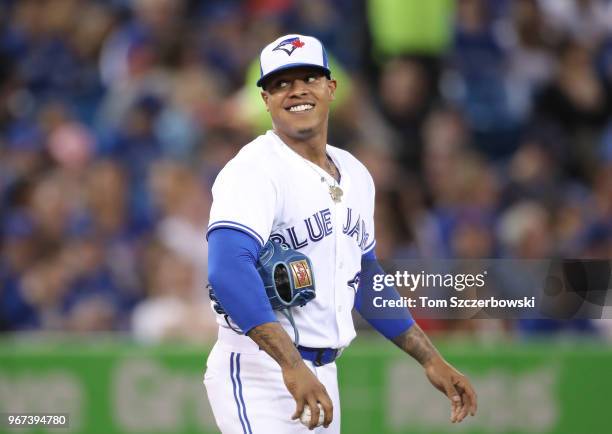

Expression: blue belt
xmin=297 ymin=346 xmax=339 ymax=367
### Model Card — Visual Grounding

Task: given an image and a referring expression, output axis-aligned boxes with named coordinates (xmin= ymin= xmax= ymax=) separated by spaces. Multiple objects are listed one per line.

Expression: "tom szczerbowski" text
xmin=373 ymin=296 xmax=536 ymax=309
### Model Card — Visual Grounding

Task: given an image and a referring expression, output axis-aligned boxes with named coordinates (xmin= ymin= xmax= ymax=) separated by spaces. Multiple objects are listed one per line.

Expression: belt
xmin=297 ymin=345 xmax=339 ymax=367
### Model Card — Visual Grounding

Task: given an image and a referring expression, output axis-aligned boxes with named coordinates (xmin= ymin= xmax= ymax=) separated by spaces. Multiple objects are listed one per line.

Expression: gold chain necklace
xmin=275 ymin=132 xmax=344 ymax=203
xmin=298 ymin=152 xmax=344 ymax=203
xmin=323 ymin=156 xmax=344 ymax=203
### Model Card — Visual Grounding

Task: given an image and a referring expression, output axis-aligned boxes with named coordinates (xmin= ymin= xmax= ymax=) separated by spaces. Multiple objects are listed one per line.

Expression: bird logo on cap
xmin=272 ymin=37 xmax=305 ymax=56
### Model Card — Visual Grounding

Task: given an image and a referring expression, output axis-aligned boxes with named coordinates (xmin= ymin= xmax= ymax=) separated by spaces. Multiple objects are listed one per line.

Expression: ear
xmin=328 ymin=79 xmax=337 ymax=101
xmin=261 ymin=91 xmax=270 ymax=112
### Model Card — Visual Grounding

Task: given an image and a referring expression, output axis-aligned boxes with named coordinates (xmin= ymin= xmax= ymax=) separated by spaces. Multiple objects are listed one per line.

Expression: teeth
xmin=289 ymin=104 xmax=313 ymax=112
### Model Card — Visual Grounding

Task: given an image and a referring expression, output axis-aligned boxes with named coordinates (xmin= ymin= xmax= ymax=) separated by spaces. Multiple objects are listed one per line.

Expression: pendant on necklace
xmin=329 ymin=185 xmax=343 ymax=203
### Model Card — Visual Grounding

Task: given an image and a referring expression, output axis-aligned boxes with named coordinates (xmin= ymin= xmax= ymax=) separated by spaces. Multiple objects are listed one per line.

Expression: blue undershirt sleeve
xmin=207 ymin=228 xmax=277 ymax=334
xmin=354 ymin=249 xmax=415 ymax=340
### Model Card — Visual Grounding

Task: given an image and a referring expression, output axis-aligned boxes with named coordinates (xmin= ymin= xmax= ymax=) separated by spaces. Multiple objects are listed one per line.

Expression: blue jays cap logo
xmin=272 ymin=37 xmax=305 ymax=56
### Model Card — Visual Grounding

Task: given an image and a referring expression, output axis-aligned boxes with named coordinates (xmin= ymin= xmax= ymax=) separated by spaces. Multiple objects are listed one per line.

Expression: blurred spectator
xmin=498 ymin=201 xmax=554 ymax=258
xmin=47 ymin=121 xmax=95 ymax=172
xmin=504 ymin=0 xmax=558 ymax=119
xmin=0 ymin=123 xmax=47 ymax=207
xmin=539 ymin=0 xmax=612 ymax=47
xmin=448 ymin=0 xmax=520 ymax=158
xmin=132 ymin=244 xmax=216 ymax=343
xmin=533 ymin=39 xmax=612 ymax=180
xmin=498 ymin=200 xmax=598 ymax=336
xmin=503 ymin=135 xmax=561 ymax=207
xmin=149 ymin=160 xmax=209 ymax=278
xmin=377 ymin=57 xmax=436 ymax=169
xmin=1 ymin=0 xmax=611 ymax=340
xmin=0 ymin=212 xmax=38 ymax=330
xmin=18 ymin=252 xmax=71 ymax=330
xmin=28 ymin=172 xmax=76 ymax=244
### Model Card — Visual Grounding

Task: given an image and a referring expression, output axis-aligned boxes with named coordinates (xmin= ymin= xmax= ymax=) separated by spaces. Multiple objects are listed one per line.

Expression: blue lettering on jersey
xmin=270 ymin=207 xmax=369 ymax=250
xmin=305 ymin=211 xmax=325 ymax=241
xmin=286 ymin=226 xmax=308 ymax=249
xmin=270 ymin=233 xmax=289 ymax=246
xmin=321 ymin=209 xmax=333 ymax=235
xmin=277 ymin=208 xmax=333 ymax=249
xmin=346 ymin=217 xmax=360 ymax=239
xmin=342 ymin=208 xmax=353 ymax=233
xmin=343 ymin=208 xmax=370 ymax=250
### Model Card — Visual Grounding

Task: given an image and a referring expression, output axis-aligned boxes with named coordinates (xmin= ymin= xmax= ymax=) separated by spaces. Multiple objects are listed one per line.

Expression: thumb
xmin=292 ymin=398 xmax=305 ymax=420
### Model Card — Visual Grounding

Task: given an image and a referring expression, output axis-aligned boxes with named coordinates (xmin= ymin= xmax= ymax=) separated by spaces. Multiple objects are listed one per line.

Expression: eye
xmin=306 ymin=75 xmax=318 ymax=83
xmin=278 ymin=80 xmax=289 ymax=88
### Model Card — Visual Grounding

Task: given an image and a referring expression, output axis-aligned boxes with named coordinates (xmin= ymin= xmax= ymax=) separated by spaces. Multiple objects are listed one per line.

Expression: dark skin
xmin=260 ymin=66 xmax=337 ymax=172
xmin=392 ymin=324 xmax=477 ymax=423
xmin=247 ymin=323 xmax=333 ymax=429
xmin=248 ymin=66 xmax=477 ymax=428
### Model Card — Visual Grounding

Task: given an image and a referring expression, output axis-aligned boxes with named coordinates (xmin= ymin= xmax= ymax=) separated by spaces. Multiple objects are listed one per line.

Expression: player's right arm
xmin=207 ymin=154 xmax=332 ymax=429
xmin=247 ymin=322 xmax=333 ymax=429
xmin=207 ymin=229 xmax=333 ymax=429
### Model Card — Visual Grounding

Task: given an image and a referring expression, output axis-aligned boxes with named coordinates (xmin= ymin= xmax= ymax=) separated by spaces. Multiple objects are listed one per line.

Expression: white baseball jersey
xmin=207 ymin=130 xmax=376 ymax=349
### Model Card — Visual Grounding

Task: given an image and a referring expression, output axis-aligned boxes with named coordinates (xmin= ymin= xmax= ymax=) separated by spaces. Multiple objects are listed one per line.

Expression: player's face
xmin=261 ymin=67 xmax=336 ymax=141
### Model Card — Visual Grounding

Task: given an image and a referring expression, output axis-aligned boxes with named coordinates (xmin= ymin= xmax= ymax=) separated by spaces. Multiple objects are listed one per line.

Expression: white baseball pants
xmin=204 ymin=327 xmax=341 ymax=434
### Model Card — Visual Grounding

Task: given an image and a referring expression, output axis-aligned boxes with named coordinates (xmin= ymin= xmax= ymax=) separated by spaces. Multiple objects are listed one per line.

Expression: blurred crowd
xmin=1 ymin=0 xmax=611 ymax=340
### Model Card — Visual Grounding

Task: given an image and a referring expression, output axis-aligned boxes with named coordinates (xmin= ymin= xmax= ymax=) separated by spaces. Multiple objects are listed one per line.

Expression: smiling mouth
xmin=286 ymin=103 xmax=314 ymax=113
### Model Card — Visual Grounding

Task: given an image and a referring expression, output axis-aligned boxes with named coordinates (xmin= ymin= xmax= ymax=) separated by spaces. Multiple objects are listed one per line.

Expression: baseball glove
xmin=208 ymin=239 xmax=316 ymax=322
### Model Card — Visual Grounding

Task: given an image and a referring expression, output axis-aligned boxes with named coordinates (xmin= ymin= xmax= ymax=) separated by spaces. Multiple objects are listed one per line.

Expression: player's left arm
xmin=355 ymin=250 xmax=477 ymax=424
xmin=391 ymin=322 xmax=477 ymax=423
xmin=357 ymin=167 xmax=476 ymax=422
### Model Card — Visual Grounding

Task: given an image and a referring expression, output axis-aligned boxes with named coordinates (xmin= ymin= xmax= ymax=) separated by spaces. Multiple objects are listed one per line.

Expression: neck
xmin=273 ymin=128 xmax=328 ymax=167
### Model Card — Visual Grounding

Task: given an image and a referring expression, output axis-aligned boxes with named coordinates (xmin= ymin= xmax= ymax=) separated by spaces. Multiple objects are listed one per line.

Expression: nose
xmin=289 ymin=79 xmax=309 ymax=96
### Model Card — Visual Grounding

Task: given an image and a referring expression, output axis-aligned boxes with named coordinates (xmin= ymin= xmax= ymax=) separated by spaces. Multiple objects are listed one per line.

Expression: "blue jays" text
xmin=269 ymin=208 xmax=370 ymax=251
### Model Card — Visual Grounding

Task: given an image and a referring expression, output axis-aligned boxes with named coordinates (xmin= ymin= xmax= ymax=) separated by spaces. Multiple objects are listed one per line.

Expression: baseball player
xmin=204 ymin=34 xmax=477 ymax=433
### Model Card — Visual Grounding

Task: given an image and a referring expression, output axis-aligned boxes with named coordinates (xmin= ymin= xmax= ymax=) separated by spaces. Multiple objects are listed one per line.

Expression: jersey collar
xmin=267 ymin=130 xmax=346 ymax=187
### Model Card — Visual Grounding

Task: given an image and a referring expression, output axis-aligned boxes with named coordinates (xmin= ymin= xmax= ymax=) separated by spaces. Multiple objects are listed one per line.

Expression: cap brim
xmin=257 ymin=63 xmax=331 ymax=87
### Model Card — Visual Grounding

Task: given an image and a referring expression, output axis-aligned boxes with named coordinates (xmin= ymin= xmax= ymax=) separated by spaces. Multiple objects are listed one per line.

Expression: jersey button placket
xmin=333 ymin=199 xmax=346 ymax=342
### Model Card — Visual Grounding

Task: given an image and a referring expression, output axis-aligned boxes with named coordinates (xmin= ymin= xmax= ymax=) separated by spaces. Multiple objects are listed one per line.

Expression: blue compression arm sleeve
xmin=354 ymin=249 xmax=414 ymax=340
xmin=207 ymin=228 xmax=277 ymax=333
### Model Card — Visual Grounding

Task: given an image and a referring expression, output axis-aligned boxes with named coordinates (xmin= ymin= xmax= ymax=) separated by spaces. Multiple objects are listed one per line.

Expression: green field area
xmin=1 ymin=335 xmax=610 ymax=434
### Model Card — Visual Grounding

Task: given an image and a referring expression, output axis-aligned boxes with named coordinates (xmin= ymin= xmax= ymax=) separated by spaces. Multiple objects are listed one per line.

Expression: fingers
xmin=307 ymin=398 xmax=320 ymax=430
xmin=456 ymin=378 xmax=478 ymax=417
xmin=449 ymin=377 xmax=478 ymax=423
xmin=291 ymin=397 xmax=305 ymax=421
xmin=292 ymin=394 xmax=333 ymax=430
xmin=319 ymin=392 xmax=334 ymax=428
xmin=285 ymin=364 xmax=334 ymax=429
xmin=308 ymin=389 xmax=334 ymax=430
xmin=465 ymin=381 xmax=478 ymax=416
xmin=427 ymin=361 xmax=477 ymax=424
xmin=456 ymin=392 xmax=469 ymax=422
xmin=452 ymin=395 xmax=463 ymax=423
xmin=442 ymin=381 xmax=462 ymax=423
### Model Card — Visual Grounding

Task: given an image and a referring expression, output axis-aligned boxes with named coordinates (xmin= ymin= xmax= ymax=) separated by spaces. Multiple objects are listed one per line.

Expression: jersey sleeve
xmin=362 ymin=170 xmax=376 ymax=254
xmin=207 ymin=158 xmax=277 ymax=246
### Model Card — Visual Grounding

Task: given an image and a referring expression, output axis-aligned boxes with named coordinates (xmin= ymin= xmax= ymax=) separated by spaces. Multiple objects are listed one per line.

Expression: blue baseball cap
xmin=257 ymin=34 xmax=331 ymax=87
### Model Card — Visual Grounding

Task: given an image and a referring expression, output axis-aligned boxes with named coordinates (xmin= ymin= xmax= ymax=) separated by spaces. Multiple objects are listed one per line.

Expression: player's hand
xmin=423 ymin=355 xmax=477 ymax=423
xmin=282 ymin=363 xmax=333 ymax=429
